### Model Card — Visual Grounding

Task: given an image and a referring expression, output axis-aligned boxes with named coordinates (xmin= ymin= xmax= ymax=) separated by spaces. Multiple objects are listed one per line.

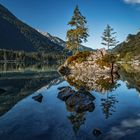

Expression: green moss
xmin=66 ymin=51 xmax=92 ymax=65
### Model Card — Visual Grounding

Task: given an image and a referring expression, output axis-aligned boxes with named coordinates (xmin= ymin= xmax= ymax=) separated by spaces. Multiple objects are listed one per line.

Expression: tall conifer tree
xmin=101 ymin=24 xmax=118 ymax=50
xmin=66 ymin=6 xmax=89 ymax=53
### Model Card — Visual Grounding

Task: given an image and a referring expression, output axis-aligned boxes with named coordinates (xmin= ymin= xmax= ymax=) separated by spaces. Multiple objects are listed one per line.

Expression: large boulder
xmin=57 ymin=86 xmax=95 ymax=113
xmin=66 ymin=92 xmax=95 ymax=113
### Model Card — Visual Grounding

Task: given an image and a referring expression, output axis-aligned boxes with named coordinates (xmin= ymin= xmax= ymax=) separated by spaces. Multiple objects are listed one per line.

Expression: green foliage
xmin=101 ymin=24 xmax=119 ymax=50
xmin=66 ymin=6 xmax=89 ymax=53
xmin=119 ymin=65 xmax=140 ymax=92
xmin=66 ymin=51 xmax=91 ymax=65
xmin=113 ymin=32 xmax=140 ymax=61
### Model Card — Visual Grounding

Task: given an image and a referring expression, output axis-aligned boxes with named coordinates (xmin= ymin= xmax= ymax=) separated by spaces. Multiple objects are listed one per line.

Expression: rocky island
xmin=59 ymin=49 xmax=119 ymax=76
xmin=58 ymin=49 xmax=119 ymax=92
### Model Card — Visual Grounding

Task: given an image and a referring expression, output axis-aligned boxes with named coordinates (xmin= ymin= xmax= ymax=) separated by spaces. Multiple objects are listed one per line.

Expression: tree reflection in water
xmin=101 ymin=93 xmax=118 ymax=119
xmin=59 ymin=71 xmax=120 ymax=127
xmin=63 ymin=70 xmax=120 ymax=93
xmin=68 ymin=112 xmax=86 ymax=134
xmin=57 ymin=87 xmax=95 ymax=133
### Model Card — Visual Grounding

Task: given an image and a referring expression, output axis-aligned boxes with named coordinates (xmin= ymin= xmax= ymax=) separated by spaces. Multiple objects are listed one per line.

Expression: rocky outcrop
xmin=58 ymin=49 xmax=118 ymax=76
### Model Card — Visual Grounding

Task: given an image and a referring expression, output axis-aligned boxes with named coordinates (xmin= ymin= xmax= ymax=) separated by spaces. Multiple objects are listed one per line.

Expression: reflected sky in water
xmin=0 ymin=63 xmax=140 ymax=140
xmin=0 ymin=80 xmax=140 ymax=140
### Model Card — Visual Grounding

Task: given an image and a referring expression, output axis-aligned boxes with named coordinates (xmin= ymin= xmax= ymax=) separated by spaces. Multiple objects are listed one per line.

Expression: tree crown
xmin=101 ymin=24 xmax=119 ymax=49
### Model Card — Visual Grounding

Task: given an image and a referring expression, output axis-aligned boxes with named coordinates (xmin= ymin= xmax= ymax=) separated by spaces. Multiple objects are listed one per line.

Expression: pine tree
xmin=101 ymin=24 xmax=119 ymax=50
xmin=101 ymin=93 xmax=118 ymax=119
xmin=66 ymin=6 xmax=89 ymax=53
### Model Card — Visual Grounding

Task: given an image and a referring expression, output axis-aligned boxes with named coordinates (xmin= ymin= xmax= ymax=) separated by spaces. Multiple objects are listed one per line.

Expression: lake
xmin=0 ymin=63 xmax=140 ymax=140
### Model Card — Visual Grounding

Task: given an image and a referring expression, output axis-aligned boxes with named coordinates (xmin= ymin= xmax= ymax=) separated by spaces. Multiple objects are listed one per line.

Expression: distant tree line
xmin=0 ymin=49 xmax=67 ymax=64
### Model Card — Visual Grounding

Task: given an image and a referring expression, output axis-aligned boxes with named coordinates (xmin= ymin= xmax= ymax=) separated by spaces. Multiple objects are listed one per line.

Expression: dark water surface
xmin=0 ymin=63 xmax=140 ymax=140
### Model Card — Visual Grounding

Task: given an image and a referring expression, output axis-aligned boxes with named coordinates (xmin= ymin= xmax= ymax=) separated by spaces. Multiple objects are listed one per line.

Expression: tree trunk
xmin=76 ymin=34 xmax=79 ymax=53
xmin=111 ymin=62 xmax=114 ymax=75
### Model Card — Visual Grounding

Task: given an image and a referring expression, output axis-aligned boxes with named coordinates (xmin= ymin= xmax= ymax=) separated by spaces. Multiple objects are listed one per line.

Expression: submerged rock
xmin=57 ymin=86 xmax=96 ymax=132
xmin=66 ymin=91 xmax=95 ymax=113
xmin=0 ymin=88 xmax=6 ymax=94
xmin=58 ymin=86 xmax=68 ymax=90
xmin=93 ymin=128 xmax=102 ymax=137
xmin=57 ymin=86 xmax=74 ymax=101
xmin=57 ymin=86 xmax=95 ymax=113
xmin=32 ymin=94 xmax=43 ymax=103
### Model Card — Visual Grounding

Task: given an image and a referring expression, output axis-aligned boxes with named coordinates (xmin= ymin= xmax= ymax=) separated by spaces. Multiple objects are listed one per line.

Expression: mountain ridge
xmin=0 ymin=4 xmax=64 ymax=52
xmin=38 ymin=30 xmax=93 ymax=51
xmin=113 ymin=31 xmax=140 ymax=61
xmin=0 ymin=3 xmax=92 ymax=53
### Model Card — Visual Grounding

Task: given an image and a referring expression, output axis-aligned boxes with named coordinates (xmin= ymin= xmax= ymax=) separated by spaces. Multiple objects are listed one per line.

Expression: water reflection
xmin=0 ymin=62 xmax=59 ymax=73
xmin=57 ymin=87 xmax=95 ymax=133
xmin=101 ymin=93 xmax=118 ymax=119
xmin=58 ymin=64 xmax=140 ymax=128
xmin=64 ymin=72 xmax=120 ymax=93
xmin=68 ymin=112 xmax=86 ymax=134
xmin=62 ymin=71 xmax=121 ymax=120
xmin=0 ymin=64 xmax=140 ymax=140
xmin=119 ymin=64 xmax=140 ymax=93
xmin=32 ymin=94 xmax=43 ymax=103
xmin=0 ymin=62 xmax=62 ymax=116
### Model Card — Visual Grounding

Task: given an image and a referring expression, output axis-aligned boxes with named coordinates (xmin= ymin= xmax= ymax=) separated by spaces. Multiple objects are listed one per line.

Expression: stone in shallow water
xmin=32 ymin=94 xmax=43 ymax=103
xmin=93 ymin=128 xmax=102 ymax=137
xmin=57 ymin=86 xmax=74 ymax=101
xmin=66 ymin=91 xmax=95 ymax=113
xmin=57 ymin=86 xmax=95 ymax=113
xmin=58 ymin=86 xmax=69 ymax=90
xmin=78 ymin=87 xmax=96 ymax=100
xmin=0 ymin=88 xmax=6 ymax=94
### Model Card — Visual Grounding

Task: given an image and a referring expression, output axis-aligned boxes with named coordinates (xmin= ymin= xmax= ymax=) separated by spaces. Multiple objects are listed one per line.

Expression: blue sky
xmin=0 ymin=0 xmax=140 ymax=49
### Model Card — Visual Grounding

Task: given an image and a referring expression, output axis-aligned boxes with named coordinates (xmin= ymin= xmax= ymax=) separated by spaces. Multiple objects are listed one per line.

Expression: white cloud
xmin=124 ymin=0 xmax=140 ymax=4
xmin=105 ymin=116 xmax=140 ymax=140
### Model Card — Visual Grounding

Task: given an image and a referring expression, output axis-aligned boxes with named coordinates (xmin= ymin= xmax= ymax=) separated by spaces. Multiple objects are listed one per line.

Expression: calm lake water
xmin=0 ymin=63 xmax=140 ymax=140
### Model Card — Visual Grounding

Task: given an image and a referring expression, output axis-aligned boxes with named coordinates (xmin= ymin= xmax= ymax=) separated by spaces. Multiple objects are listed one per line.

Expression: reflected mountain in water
xmin=119 ymin=64 xmax=140 ymax=94
xmin=0 ymin=62 xmax=63 ymax=116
